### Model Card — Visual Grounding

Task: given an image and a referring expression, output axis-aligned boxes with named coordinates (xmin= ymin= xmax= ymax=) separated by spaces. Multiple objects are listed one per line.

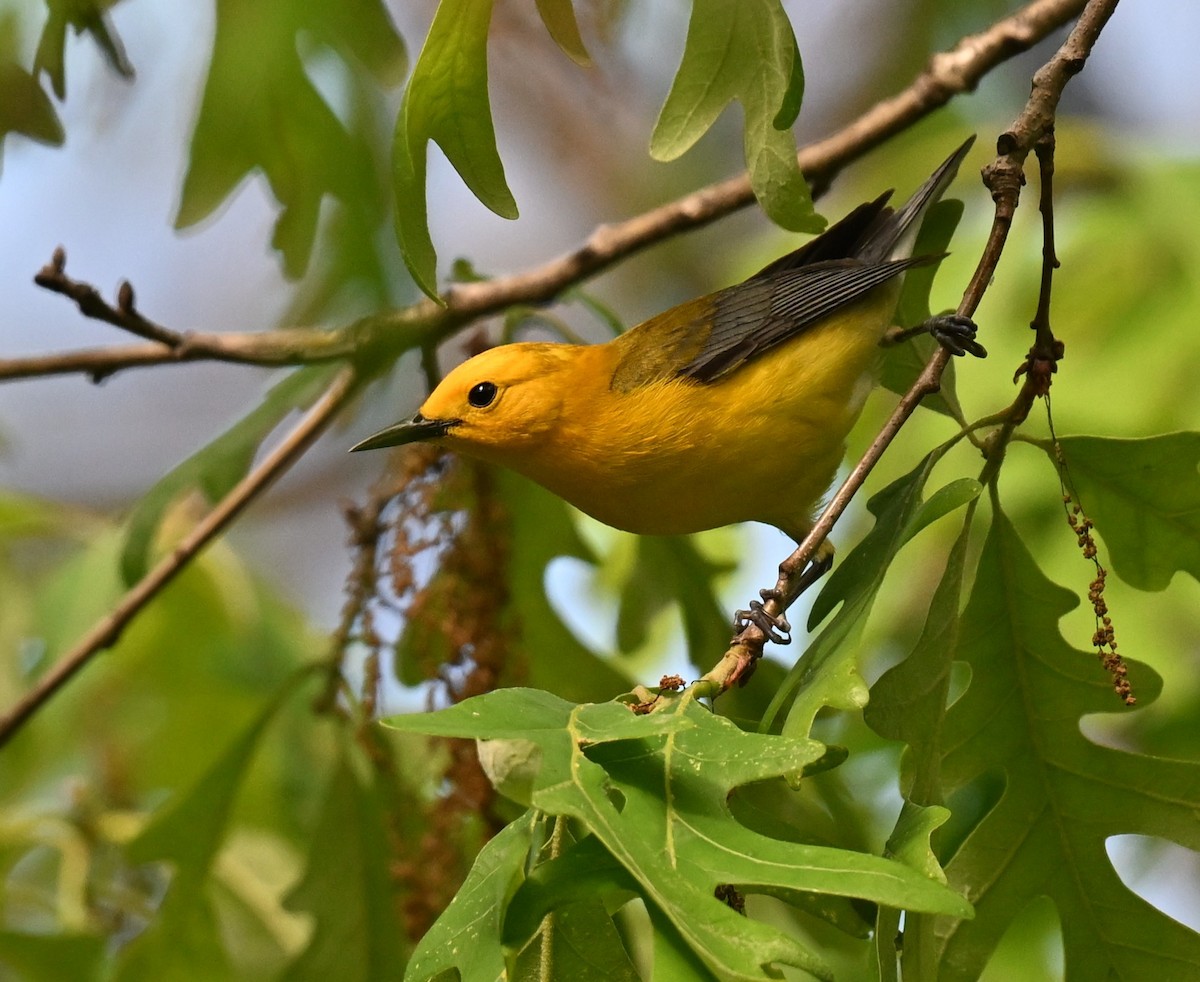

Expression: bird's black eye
xmin=468 ymin=381 xmax=498 ymax=408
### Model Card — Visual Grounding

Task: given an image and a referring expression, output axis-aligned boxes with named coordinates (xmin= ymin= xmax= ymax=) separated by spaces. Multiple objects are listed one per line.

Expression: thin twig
xmin=704 ymin=0 xmax=1117 ymax=693
xmin=0 ymin=364 xmax=361 ymax=748
xmin=7 ymin=249 xmax=419 ymax=383
xmin=0 ymin=327 xmax=358 ymax=381
xmin=34 ymin=247 xmax=184 ymax=347
xmin=438 ymin=0 xmax=1088 ymax=321
xmin=9 ymin=0 xmax=1087 ymax=387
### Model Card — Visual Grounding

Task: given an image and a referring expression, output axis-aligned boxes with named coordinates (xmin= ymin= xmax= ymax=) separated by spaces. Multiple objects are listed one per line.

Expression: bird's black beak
xmin=349 ymin=413 xmax=459 ymax=452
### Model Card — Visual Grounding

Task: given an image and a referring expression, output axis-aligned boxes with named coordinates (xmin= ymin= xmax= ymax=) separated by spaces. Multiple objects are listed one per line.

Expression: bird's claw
xmin=734 ymin=589 xmax=792 ymax=644
xmin=926 ymin=314 xmax=987 ymax=358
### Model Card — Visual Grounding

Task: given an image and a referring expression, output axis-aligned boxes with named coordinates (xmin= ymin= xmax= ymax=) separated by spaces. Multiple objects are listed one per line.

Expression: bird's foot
xmin=734 ymin=588 xmax=792 ymax=645
xmin=925 ymin=314 xmax=987 ymax=358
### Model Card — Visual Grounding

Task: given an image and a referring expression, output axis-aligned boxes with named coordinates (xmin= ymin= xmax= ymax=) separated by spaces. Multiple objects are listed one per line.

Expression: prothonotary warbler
xmin=352 ymin=139 xmax=984 ymax=607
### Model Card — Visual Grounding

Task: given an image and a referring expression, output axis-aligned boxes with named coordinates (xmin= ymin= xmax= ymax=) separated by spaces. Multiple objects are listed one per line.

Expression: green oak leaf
xmin=651 ymin=0 xmax=817 ymax=233
xmin=760 ymin=441 xmax=980 ymax=739
xmin=178 ymin=0 xmax=404 ymax=277
xmin=34 ymin=0 xmax=133 ymax=99
xmin=405 ymin=810 xmax=538 ymax=982
xmin=924 ymin=509 xmax=1200 ymax=979
xmin=387 ymin=690 xmax=971 ymax=982
xmin=393 ymin=0 xmax=516 ymax=298
xmin=280 ymin=749 xmax=406 ymax=982
xmin=0 ymin=58 xmax=64 ymax=169
xmin=114 ymin=672 xmax=308 ymax=982
xmin=1040 ymin=433 xmax=1200 ymax=591
xmin=120 ymin=365 xmax=341 ymax=585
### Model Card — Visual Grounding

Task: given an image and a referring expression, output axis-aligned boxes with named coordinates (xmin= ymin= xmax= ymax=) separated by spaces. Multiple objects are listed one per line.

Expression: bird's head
xmin=350 ymin=343 xmax=578 ymax=457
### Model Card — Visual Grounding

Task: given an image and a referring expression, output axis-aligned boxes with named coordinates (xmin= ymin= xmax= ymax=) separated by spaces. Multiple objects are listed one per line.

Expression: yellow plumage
xmin=353 ymin=141 xmax=980 ymax=546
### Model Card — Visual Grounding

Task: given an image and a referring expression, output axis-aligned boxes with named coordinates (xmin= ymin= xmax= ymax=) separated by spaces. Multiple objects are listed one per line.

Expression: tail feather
xmin=853 ymin=135 xmax=976 ymax=263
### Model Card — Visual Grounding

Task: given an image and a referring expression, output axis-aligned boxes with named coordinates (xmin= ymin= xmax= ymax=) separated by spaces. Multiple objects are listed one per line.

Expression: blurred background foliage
xmin=0 ymin=0 xmax=1198 ymax=979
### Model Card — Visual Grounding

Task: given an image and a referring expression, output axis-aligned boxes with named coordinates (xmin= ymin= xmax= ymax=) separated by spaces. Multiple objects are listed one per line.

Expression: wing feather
xmin=678 ymin=256 xmax=931 ymax=383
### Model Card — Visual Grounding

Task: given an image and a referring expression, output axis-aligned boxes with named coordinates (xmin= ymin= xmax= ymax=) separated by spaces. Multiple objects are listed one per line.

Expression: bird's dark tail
xmin=853 ymin=135 xmax=977 ymax=264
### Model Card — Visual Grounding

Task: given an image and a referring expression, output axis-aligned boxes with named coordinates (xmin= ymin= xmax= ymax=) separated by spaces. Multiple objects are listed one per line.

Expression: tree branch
xmin=702 ymin=0 xmax=1118 ymax=693
xmin=0 ymin=364 xmax=361 ymax=748
xmin=435 ymin=0 xmax=1088 ymax=321
xmin=9 ymin=0 xmax=1086 ymax=386
xmin=0 ymin=0 xmax=1098 ymax=731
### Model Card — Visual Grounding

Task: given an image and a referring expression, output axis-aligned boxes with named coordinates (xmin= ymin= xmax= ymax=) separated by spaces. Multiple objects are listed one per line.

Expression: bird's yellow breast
xmin=476 ymin=287 xmax=894 ymax=541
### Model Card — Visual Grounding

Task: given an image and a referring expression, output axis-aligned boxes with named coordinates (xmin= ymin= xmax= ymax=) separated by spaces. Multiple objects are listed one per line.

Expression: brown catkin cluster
xmin=331 ymin=447 xmax=517 ymax=940
xmin=1061 ymin=487 xmax=1135 ymax=706
xmin=386 ymin=452 xmax=516 ymax=938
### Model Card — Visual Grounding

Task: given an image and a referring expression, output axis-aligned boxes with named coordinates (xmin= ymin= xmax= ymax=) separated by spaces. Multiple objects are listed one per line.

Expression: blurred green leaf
xmin=405 ymin=809 xmax=537 ymax=982
xmin=928 ymin=510 xmax=1200 ymax=979
xmin=615 ymin=535 xmax=732 ymax=660
xmin=126 ymin=672 xmax=307 ymax=876
xmin=650 ymin=0 xmax=817 ymax=233
xmin=0 ymin=58 xmax=63 ymax=164
xmin=0 ymin=488 xmax=75 ymax=539
xmin=120 ymin=365 xmax=339 ymax=585
xmin=393 ymin=464 xmax=630 ymax=699
xmin=761 ymin=447 xmax=979 ymax=739
xmin=388 ymin=691 xmax=970 ymax=981
xmin=281 ymin=747 xmax=405 ymax=982
xmin=534 ymin=0 xmax=591 ymax=66
xmin=33 ymin=0 xmax=132 ymax=100
xmin=565 ymin=286 xmax=628 ymax=338
xmin=178 ymin=0 xmax=404 ymax=277
xmin=1042 ymin=433 xmax=1200 ymax=591
xmin=303 ymin=0 xmax=408 ymax=84
xmin=115 ymin=672 xmax=309 ymax=982
xmin=393 ymin=0 xmax=516 ymax=298
xmin=497 ymin=472 xmax=631 ymax=701
xmin=0 ymin=930 xmax=104 ymax=982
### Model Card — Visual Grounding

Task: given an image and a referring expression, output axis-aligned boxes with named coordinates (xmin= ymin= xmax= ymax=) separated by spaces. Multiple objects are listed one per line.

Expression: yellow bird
xmin=353 ymin=139 xmax=983 ymax=622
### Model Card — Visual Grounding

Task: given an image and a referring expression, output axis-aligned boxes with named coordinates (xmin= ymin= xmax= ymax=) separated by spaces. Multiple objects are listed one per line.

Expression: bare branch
xmin=1 ymin=343 xmax=189 ymax=383
xmin=0 ymin=327 xmax=360 ymax=382
xmin=9 ymin=250 xmax=385 ymax=383
xmin=703 ymin=0 xmax=1116 ymax=693
xmin=0 ymin=364 xmax=361 ymax=748
xmin=12 ymin=0 xmax=1087 ymax=387
xmin=437 ymin=0 xmax=1088 ymax=323
xmin=34 ymin=246 xmax=183 ymax=347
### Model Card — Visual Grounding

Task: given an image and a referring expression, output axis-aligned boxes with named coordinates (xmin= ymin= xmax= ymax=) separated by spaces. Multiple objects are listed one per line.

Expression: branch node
xmin=117 ymin=280 xmax=135 ymax=314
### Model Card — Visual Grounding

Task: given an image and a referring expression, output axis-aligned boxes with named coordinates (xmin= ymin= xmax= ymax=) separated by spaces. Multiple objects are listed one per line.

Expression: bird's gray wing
xmin=677 ymin=256 xmax=930 ymax=383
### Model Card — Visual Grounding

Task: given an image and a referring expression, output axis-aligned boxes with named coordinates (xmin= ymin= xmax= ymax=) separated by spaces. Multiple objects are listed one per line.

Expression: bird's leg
xmin=885 ymin=314 xmax=987 ymax=358
xmin=732 ymin=544 xmax=835 ymax=645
